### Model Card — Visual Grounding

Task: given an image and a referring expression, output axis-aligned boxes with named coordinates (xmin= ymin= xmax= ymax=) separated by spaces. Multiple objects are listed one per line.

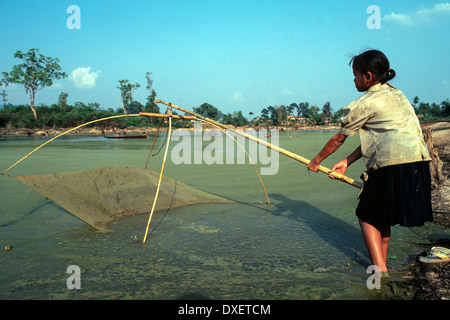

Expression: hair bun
xmin=384 ymin=68 xmax=396 ymax=83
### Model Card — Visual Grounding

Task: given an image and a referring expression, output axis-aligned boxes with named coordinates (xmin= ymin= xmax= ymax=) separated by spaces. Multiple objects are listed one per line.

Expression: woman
xmin=307 ymin=50 xmax=432 ymax=275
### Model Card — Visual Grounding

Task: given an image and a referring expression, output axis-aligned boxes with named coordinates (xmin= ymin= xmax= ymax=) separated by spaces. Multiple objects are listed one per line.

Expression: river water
xmin=1 ymin=130 xmax=448 ymax=300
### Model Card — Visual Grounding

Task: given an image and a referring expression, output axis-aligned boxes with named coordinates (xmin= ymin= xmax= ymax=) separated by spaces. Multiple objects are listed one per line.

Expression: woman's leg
xmin=359 ymin=218 xmax=391 ymax=272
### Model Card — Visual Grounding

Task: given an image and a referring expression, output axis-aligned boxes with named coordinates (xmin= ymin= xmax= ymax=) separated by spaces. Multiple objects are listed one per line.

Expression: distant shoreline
xmin=1 ymin=119 xmax=447 ymax=137
xmin=0 ymin=124 xmax=342 ymax=136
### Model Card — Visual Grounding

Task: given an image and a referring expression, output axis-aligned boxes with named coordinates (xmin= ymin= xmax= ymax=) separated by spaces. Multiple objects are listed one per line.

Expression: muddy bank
xmin=427 ymin=122 xmax=450 ymax=228
xmin=386 ymin=239 xmax=450 ymax=300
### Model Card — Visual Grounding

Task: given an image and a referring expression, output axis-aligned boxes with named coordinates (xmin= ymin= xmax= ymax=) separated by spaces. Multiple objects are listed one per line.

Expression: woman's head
xmin=349 ymin=50 xmax=396 ymax=92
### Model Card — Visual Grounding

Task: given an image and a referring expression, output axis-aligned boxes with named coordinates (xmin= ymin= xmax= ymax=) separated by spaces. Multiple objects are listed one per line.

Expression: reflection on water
xmin=1 ymin=131 xmax=449 ymax=299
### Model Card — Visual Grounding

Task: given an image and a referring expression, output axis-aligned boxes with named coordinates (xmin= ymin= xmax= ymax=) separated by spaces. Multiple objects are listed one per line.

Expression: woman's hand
xmin=328 ymin=159 xmax=348 ymax=179
xmin=307 ymin=157 xmax=321 ymax=172
xmin=306 ymin=133 xmax=347 ymax=173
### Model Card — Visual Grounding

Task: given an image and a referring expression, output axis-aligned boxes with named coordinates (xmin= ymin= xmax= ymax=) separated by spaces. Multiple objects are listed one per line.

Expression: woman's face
xmin=352 ymin=65 xmax=381 ymax=92
xmin=353 ymin=67 xmax=370 ymax=92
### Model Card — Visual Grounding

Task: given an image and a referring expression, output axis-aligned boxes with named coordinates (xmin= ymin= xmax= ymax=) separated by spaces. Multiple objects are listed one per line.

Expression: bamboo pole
xmin=1 ymin=112 xmax=193 ymax=175
xmin=1 ymin=114 xmax=141 ymax=176
xmin=142 ymin=109 xmax=271 ymax=204
xmin=141 ymin=112 xmax=196 ymax=168
xmin=155 ymin=99 xmax=362 ymax=189
xmin=197 ymin=119 xmax=271 ymax=205
xmin=143 ymin=115 xmax=172 ymax=244
xmin=139 ymin=112 xmax=196 ymax=120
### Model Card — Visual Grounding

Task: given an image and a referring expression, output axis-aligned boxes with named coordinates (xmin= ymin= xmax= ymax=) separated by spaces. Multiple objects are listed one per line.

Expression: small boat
xmin=104 ymin=135 xmax=147 ymax=139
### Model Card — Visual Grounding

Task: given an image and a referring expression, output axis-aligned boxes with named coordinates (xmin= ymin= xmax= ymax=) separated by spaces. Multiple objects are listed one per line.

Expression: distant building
xmin=291 ymin=115 xmax=306 ymax=124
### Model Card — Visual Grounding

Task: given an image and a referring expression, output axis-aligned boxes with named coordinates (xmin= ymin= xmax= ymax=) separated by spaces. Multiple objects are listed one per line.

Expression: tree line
xmin=191 ymin=98 xmax=450 ymax=127
xmin=2 ymin=95 xmax=448 ymax=131
xmin=1 ymin=48 xmax=449 ymax=131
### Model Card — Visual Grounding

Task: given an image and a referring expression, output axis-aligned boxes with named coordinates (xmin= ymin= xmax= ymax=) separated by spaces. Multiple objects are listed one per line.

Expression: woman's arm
xmin=346 ymin=145 xmax=362 ymax=166
xmin=328 ymin=145 xmax=362 ymax=178
xmin=307 ymin=132 xmax=347 ymax=172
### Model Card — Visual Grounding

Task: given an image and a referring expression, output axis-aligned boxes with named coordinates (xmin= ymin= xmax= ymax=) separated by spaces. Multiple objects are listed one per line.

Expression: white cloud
xmin=69 ymin=67 xmax=100 ymax=89
xmin=281 ymin=88 xmax=293 ymax=95
xmin=384 ymin=3 xmax=450 ymax=27
xmin=50 ymin=82 xmax=63 ymax=89
xmin=230 ymin=91 xmax=243 ymax=102
xmin=384 ymin=12 xmax=414 ymax=26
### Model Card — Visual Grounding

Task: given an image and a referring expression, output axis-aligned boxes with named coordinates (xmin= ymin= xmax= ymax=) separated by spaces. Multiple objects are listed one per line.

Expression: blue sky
xmin=1 ymin=0 xmax=449 ymax=116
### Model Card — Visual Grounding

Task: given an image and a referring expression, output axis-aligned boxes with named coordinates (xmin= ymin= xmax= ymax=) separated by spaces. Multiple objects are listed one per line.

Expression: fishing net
xmin=15 ymin=166 xmax=233 ymax=233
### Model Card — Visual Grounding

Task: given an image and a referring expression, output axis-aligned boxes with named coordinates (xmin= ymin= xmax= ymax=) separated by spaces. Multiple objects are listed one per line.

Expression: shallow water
xmin=1 ymin=131 xmax=448 ymax=300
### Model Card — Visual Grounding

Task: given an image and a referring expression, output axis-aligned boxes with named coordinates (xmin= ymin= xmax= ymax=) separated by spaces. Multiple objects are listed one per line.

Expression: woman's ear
xmin=364 ymin=71 xmax=378 ymax=85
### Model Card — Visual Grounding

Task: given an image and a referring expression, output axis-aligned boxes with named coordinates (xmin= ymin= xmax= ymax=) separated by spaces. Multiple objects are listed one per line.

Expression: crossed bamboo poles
xmin=1 ymin=99 xmax=362 ymax=244
xmin=141 ymin=99 xmax=362 ymax=243
xmin=153 ymin=99 xmax=363 ymax=189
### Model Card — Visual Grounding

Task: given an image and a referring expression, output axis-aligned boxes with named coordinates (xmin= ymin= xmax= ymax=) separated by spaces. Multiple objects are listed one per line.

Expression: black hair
xmin=349 ymin=50 xmax=396 ymax=84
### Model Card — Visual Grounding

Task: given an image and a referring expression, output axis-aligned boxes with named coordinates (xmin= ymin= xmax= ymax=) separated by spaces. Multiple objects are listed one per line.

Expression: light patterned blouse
xmin=339 ymin=83 xmax=431 ymax=171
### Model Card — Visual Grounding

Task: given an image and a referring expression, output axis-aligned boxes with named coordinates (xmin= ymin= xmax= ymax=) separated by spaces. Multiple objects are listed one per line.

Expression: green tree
xmin=128 ymin=100 xmax=144 ymax=114
xmin=297 ymin=102 xmax=311 ymax=118
xmin=221 ymin=111 xmax=248 ymax=127
xmin=1 ymin=48 xmax=67 ymax=119
xmin=261 ymin=107 xmax=269 ymax=120
xmin=58 ymin=92 xmax=69 ymax=109
xmin=332 ymin=107 xmax=345 ymax=123
xmin=117 ymin=79 xmax=140 ymax=114
xmin=88 ymin=102 xmax=101 ymax=110
xmin=1 ymin=90 xmax=7 ymax=108
xmin=266 ymin=106 xmax=277 ymax=124
xmin=193 ymin=103 xmax=220 ymax=121
xmin=232 ymin=110 xmax=248 ymax=127
xmin=144 ymin=72 xmax=160 ymax=119
xmin=145 ymin=72 xmax=153 ymax=94
xmin=322 ymin=101 xmax=331 ymax=118
xmin=276 ymin=105 xmax=287 ymax=124
xmin=416 ymin=102 xmax=431 ymax=119
xmin=412 ymin=96 xmax=420 ymax=108
xmin=442 ymin=99 xmax=450 ymax=117
xmin=430 ymin=103 xmax=442 ymax=118
xmin=287 ymin=103 xmax=297 ymax=116
xmin=309 ymin=105 xmax=322 ymax=124
xmin=221 ymin=113 xmax=232 ymax=124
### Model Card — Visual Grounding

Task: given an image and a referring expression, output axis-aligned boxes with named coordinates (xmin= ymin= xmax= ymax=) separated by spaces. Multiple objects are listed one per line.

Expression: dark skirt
xmin=356 ymin=161 xmax=433 ymax=229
